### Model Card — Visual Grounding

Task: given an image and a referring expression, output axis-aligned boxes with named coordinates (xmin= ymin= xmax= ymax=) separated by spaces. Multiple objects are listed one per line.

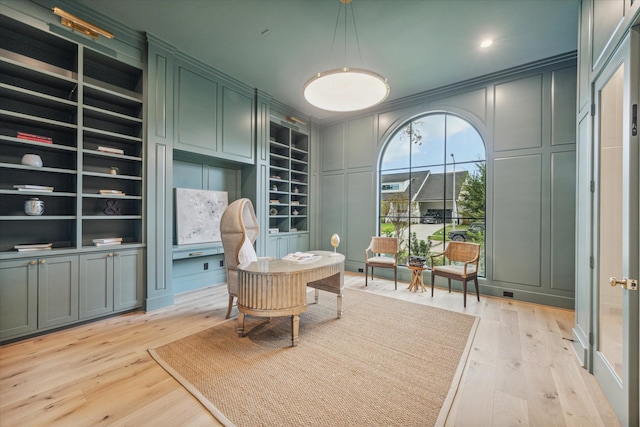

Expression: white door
xmin=592 ymin=28 xmax=639 ymax=426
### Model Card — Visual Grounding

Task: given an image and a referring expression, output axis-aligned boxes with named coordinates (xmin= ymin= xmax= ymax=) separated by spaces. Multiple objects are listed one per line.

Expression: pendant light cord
xmin=328 ymin=0 xmax=363 ymax=70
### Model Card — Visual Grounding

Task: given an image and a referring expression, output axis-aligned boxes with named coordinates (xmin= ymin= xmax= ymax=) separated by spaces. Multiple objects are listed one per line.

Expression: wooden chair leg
xmin=474 ymin=277 xmax=480 ymax=301
xmin=448 ymin=278 xmax=452 ymax=293
xmin=365 ymin=265 xmax=368 ymax=286
xmin=394 ymin=267 xmax=397 ymax=290
xmin=225 ymin=295 xmax=235 ymax=319
xmin=431 ymin=271 xmax=435 ymax=297
xmin=463 ymin=280 xmax=467 ymax=307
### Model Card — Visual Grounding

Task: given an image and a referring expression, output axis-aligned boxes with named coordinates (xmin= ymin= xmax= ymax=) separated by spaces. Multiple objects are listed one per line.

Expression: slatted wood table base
xmin=237 ymin=251 xmax=345 ymax=346
xmin=407 ymin=265 xmax=427 ymax=292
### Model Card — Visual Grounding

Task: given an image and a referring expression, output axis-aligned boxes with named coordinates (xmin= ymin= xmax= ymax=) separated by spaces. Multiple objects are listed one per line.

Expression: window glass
xmin=379 ymin=113 xmax=486 ymax=276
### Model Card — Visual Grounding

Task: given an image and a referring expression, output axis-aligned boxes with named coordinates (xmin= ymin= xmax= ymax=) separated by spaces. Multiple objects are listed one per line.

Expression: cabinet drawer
xmin=172 ymin=245 xmax=222 ymax=260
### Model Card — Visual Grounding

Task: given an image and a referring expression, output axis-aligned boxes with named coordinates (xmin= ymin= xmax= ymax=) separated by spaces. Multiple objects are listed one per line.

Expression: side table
xmin=407 ymin=264 xmax=427 ymax=292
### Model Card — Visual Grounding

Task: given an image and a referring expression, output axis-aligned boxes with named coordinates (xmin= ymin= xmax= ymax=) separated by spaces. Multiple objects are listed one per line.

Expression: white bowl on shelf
xmin=21 ymin=154 xmax=43 ymax=167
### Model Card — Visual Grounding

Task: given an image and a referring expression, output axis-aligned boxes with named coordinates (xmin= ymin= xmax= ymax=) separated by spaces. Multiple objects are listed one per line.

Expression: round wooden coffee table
xmin=407 ymin=264 xmax=427 ymax=292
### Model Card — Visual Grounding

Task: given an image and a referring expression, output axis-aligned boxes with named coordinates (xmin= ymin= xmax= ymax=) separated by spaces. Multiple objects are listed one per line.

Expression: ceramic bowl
xmin=21 ymin=154 xmax=43 ymax=167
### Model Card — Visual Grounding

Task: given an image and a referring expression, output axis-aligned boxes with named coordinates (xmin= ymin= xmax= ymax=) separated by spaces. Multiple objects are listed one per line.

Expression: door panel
xmin=592 ymin=29 xmax=639 ymax=427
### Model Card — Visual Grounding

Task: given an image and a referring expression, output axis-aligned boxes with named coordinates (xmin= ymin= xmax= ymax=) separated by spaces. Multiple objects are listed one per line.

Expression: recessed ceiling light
xmin=480 ymin=39 xmax=493 ymax=48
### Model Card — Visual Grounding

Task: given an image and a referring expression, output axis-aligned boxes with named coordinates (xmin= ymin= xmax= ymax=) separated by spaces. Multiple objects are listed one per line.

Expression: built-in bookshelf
xmin=0 ymin=14 xmax=144 ymax=256
xmin=268 ymin=120 xmax=308 ymax=234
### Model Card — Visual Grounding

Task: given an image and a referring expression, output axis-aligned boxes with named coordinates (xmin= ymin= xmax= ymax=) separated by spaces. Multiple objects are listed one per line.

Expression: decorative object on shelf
xmin=302 ymin=0 xmax=389 ymax=112
xmin=14 ymin=242 xmax=52 ymax=252
xmin=52 ymin=7 xmax=114 ymax=40
xmin=109 ymin=166 xmax=119 ymax=175
xmin=21 ymin=154 xmax=43 ymax=167
xmin=293 ymin=187 xmax=299 ymax=193
xmin=270 ymin=175 xmax=281 ymax=180
xmin=16 ymin=132 xmax=52 ymax=144
xmin=93 ymin=237 xmax=123 ymax=246
xmin=99 ymin=189 xmax=125 ymax=196
xmin=272 ymin=185 xmax=278 ymax=191
xmin=269 ymin=228 xmax=280 ymax=234
xmin=269 ymin=208 xmax=278 ymax=216
xmin=24 ymin=198 xmax=44 ymax=216
xmin=98 ymin=146 xmax=124 ymax=155
xmin=103 ymin=199 xmax=121 ymax=215
xmin=330 ymin=233 xmax=341 ymax=256
xmin=14 ymin=185 xmax=53 ymax=192
xmin=292 ymin=209 xmax=299 ymax=216
xmin=270 ymin=199 xmax=280 ymax=204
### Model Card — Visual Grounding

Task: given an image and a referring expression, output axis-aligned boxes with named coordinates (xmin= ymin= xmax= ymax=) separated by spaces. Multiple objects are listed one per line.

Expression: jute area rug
xmin=149 ymin=288 xmax=478 ymax=427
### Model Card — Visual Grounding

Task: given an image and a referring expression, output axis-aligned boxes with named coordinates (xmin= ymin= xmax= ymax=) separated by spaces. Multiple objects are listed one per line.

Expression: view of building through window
xmin=379 ymin=113 xmax=486 ymax=275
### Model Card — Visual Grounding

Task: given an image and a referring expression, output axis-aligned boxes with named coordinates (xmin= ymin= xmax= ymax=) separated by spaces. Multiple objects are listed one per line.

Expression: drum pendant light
xmin=303 ymin=0 xmax=389 ymax=112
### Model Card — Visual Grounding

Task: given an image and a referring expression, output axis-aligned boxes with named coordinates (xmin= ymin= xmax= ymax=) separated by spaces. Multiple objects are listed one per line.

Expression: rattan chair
xmin=364 ymin=237 xmax=399 ymax=290
xmin=430 ymin=241 xmax=480 ymax=307
xmin=220 ymin=198 xmax=260 ymax=319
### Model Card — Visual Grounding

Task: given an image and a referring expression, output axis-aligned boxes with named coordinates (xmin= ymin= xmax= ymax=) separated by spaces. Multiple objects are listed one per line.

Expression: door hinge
xmin=589 ymin=332 xmax=594 ymax=346
xmin=632 ymin=104 xmax=637 ymax=136
xmin=590 ymin=180 xmax=595 ymax=193
xmin=590 ymin=256 xmax=594 ymax=269
xmin=591 ymin=103 xmax=596 ymax=117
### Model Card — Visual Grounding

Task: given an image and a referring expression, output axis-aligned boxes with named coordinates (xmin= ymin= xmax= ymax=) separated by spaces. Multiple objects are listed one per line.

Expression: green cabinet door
xmin=289 ymin=233 xmax=310 ymax=253
xmin=80 ymin=249 xmax=144 ymax=319
xmin=114 ymin=249 xmax=144 ymax=311
xmin=0 ymin=259 xmax=38 ymax=340
xmin=267 ymin=236 xmax=290 ymax=259
xmin=220 ymin=85 xmax=254 ymax=162
xmin=79 ymin=252 xmax=114 ymax=319
xmin=38 ymin=255 xmax=79 ymax=330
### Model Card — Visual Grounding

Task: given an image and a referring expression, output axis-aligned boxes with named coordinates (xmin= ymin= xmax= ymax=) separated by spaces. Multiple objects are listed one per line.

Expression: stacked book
xmin=408 ymin=256 xmax=426 ymax=267
xmin=13 ymin=184 xmax=54 ymax=192
xmin=97 ymin=146 xmax=124 ymax=155
xmin=14 ymin=242 xmax=52 ymax=252
xmin=93 ymin=237 xmax=123 ymax=246
xmin=99 ymin=189 xmax=125 ymax=196
xmin=16 ymin=132 xmax=52 ymax=144
xmin=269 ymin=228 xmax=279 ymax=234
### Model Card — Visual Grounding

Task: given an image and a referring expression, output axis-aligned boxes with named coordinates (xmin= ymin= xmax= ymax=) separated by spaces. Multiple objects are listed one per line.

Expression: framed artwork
xmin=175 ymin=188 xmax=228 ymax=245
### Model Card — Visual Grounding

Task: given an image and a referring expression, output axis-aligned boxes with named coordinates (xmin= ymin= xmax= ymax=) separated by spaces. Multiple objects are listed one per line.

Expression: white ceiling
xmin=74 ymin=0 xmax=579 ymax=121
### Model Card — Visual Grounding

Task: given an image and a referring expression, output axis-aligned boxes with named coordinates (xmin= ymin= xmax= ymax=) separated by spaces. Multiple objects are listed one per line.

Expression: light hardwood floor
xmin=0 ymin=273 xmax=620 ymax=427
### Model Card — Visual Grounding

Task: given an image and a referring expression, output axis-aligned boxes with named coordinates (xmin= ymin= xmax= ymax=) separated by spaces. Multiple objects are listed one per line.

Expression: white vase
xmin=21 ymin=154 xmax=43 ymax=167
xmin=24 ymin=198 xmax=44 ymax=216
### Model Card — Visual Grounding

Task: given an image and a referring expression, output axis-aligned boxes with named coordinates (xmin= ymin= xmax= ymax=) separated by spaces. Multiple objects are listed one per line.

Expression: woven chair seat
xmin=432 ymin=264 xmax=477 ymax=277
xmin=367 ymin=256 xmax=396 ymax=266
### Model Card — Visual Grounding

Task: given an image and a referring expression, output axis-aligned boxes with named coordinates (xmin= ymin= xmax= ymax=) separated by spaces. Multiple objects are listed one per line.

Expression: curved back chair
xmin=220 ymin=198 xmax=259 ymax=318
xmin=364 ymin=236 xmax=399 ymax=289
xmin=429 ymin=241 xmax=480 ymax=307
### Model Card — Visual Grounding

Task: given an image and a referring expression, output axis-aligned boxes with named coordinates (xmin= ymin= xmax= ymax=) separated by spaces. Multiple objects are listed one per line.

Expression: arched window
xmin=379 ymin=113 xmax=486 ymax=275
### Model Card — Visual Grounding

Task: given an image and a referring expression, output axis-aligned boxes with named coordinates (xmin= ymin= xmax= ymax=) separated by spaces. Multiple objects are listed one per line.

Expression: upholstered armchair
xmin=220 ymin=198 xmax=260 ymax=319
xmin=364 ymin=237 xmax=399 ymax=290
xmin=430 ymin=241 xmax=480 ymax=307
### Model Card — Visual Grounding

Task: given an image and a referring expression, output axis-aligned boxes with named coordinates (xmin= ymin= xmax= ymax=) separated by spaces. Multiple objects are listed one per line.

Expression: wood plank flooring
xmin=0 ymin=273 xmax=620 ymax=426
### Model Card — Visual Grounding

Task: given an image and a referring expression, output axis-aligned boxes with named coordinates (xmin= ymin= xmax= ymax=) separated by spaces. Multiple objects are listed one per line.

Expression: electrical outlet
xmin=219 ymin=260 xmax=224 ymax=267
xmin=204 ymin=262 xmax=209 ymax=270
xmin=503 ymin=291 xmax=514 ymax=298
xmin=358 ymin=268 xmax=364 ymax=273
